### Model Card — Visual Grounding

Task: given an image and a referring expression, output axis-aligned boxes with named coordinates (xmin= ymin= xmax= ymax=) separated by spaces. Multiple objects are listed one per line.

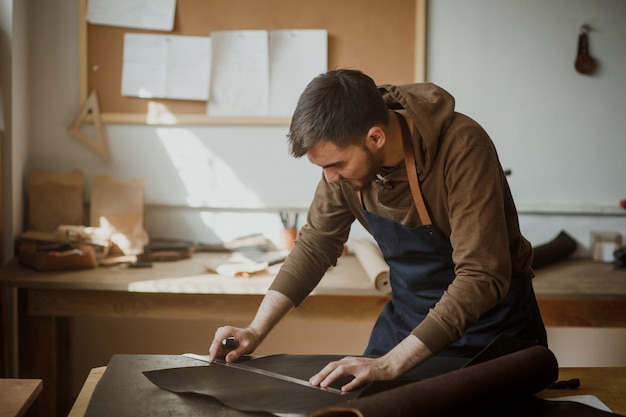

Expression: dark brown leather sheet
xmin=84 ymin=347 xmax=621 ymax=417
xmin=312 ymin=346 xmax=620 ymax=417
xmin=144 ymin=354 xmax=365 ymax=416
xmin=84 ymin=353 xmax=465 ymax=417
xmin=84 ymin=355 xmax=267 ymax=417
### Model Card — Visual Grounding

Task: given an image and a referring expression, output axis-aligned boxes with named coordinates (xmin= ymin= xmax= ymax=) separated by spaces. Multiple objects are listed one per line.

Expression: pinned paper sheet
xmin=207 ymin=29 xmax=327 ymax=117
xmin=87 ymin=0 xmax=177 ymax=31
xmin=122 ymin=33 xmax=212 ymax=101
xmin=207 ymin=30 xmax=270 ymax=117
xmin=352 ymin=239 xmax=391 ymax=293
xmin=269 ymin=29 xmax=328 ymax=116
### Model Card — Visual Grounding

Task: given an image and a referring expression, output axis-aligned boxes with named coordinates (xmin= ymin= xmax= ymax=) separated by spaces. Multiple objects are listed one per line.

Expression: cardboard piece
xmin=27 ymin=169 xmax=85 ymax=232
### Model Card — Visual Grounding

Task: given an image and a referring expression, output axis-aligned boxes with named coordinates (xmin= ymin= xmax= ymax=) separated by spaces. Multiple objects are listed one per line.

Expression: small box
xmin=18 ymin=243 xmax=97 ymax=271
xmin=590 ymin=231 xmax=623 ymax=262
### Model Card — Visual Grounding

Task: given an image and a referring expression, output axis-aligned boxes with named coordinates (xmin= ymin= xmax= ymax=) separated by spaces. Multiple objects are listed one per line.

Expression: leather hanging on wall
xmin=574 ymin=24 xmax=597 ymax=75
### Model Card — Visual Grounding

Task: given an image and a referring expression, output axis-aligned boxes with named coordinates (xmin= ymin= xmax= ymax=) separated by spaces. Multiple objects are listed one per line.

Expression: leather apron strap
xmin=396 ymin=112 xmax=432 ymax=226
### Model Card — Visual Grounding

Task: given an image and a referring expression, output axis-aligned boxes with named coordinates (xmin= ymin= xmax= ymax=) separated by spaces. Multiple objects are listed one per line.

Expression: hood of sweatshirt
xmin=379 ymin=83 xmax=456 ymax=177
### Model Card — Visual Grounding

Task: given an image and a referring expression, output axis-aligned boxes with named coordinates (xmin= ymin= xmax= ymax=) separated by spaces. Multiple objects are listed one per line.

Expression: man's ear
xmin=365 ymin=126 xmax=386 ymax=151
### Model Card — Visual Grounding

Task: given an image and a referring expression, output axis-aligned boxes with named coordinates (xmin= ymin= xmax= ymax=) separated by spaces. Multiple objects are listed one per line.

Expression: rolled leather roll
xmin=531 ymin=230 xmax=578 ymax=269
xmin=311 ymin=346 xmax=559 ymax=417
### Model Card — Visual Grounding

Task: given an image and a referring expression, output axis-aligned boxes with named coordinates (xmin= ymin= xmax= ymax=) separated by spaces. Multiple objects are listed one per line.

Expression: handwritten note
xmin=208 ymin=29 xmax=328 ymax=117
xmin=269 ymin=30 xmax=328 ymax=117
xmin=121 ymin=28 xmax=327 ymax=115
xmin=121 ymin=33 xmax=211 ymax=101
xmin=207 ymin=31 xmax=270 ymax=117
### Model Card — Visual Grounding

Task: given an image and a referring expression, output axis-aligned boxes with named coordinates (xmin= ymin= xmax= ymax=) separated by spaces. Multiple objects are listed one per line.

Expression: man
xmin=209 ymin=69 xmax=547 ymax=392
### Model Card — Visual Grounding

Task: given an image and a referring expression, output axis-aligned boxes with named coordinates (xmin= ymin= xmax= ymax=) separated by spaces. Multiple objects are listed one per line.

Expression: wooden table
xmin=67 ymin=368 xmax=104 ymax=417
xmin=0 ymin=378 xmax=43 ymax=417
xmin=1 ymin=254 xmax=388 ymax=417
xmin=536 ymin=367 xmax=626 ymax=415
xmin=530 ymin=259 xmax=626 ymax=327
xmin=66 ymin=366 xmax=625 ymax=416
xmin=1 ymin=255 xmax=625 ymax=417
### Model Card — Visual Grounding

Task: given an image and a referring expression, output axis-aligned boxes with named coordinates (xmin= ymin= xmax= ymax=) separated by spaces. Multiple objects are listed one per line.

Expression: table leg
xmin=18 ymin=289 xmax=71 ymax=417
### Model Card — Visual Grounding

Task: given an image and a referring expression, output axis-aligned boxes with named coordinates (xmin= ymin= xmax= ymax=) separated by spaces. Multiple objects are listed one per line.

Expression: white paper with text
xmin=269 ymin=30 xmax=328 ymax=117
xmin=87 ymin=0 xmax=177 ymax=31
xmin=207 ymin=31 xmax=270 ymax=117
xmin=122 ymin=33 xmax=211 ymax=101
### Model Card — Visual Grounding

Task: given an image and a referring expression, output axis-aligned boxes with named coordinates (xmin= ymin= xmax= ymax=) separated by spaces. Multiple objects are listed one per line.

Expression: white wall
xmin=1 ymin=0 xmax=29 ymax=262
xmin=426 ymin=0 xmax=626 ymax=372
xmin=428 ymin=0 xmax=625 ymax=208
xmin=1 ymin=0 xmax=33 ymax=377
xmin=427 ymin=0 xmax=626 ymax=248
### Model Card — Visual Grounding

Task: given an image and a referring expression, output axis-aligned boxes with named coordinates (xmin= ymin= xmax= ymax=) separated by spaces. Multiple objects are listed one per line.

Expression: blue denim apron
xmin=363 ymin=113 xmax=546 ymax=357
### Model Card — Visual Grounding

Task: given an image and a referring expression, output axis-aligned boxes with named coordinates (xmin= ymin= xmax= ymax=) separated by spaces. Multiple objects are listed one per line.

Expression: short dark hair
xmin=287 ymin=69 xmax=389 ymax=158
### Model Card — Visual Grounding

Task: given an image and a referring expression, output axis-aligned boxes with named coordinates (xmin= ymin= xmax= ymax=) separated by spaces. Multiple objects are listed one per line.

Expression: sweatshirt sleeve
xmin=411 ymin=126 xmax=515 ymax=354
xmin=269 ymin=176 xmax=356 ymax=306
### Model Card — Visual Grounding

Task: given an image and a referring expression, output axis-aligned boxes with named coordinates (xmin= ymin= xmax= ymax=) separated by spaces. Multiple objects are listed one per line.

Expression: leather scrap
xmin=144 ymin=355 xmax=364 ymax=416
xmin=84 ymin=355 xmax=264 ymax=417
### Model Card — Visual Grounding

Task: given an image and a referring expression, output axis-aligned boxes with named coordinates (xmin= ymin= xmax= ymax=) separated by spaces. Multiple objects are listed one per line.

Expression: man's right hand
xmin=207 ymin=290 xmax=295 ymax=363
xmin=208 ymin=326 xmax=260 ymax=363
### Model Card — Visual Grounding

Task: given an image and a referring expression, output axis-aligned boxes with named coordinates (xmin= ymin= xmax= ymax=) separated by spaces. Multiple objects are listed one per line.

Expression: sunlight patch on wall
xmin=155 ymin=127 xmax=284 ymax=243
xmin=156 ymin=127 xmax=264 ymax=208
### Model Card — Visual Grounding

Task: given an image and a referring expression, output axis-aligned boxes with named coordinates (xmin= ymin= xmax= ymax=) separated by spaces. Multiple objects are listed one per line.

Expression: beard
xmin=341 ymin=146 xmax=383 ymax=191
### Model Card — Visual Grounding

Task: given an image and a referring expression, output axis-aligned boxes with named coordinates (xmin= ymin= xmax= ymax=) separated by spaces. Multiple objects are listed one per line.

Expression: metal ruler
xmin=182 ymin=353 xmax=344 ymax=395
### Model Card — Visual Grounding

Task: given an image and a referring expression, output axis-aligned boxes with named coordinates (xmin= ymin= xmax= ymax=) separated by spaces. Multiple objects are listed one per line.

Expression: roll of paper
xmin=351 ymin=239 xmax=390 ymax=293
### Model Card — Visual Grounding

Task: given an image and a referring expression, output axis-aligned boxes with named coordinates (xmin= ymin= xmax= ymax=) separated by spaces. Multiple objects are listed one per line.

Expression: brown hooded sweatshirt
xmin=269 ymin=82 xmax=535 ymax=355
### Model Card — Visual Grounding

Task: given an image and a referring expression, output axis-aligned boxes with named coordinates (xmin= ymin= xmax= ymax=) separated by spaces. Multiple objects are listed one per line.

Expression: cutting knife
xmin=182 ymin=353 xmax=344 ymax=395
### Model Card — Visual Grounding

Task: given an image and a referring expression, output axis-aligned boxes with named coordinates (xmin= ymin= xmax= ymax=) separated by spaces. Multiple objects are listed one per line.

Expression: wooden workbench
xmin=2 ymin=255 xmax=624 ymax=323
xmin=530 ymin=259 xmax=626 ymax=327
xmin=536 ymin=367 xmax=626 ymax=415
xmin=1 ymin=255 xmax=625 ymax=417
xmin=0 ymin=378 xmax=42 ymax=417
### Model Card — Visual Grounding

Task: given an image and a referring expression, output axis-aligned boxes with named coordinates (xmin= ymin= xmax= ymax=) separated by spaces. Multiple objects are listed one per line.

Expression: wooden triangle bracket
xmin=68 ymin=90 xmax=110 ymax=159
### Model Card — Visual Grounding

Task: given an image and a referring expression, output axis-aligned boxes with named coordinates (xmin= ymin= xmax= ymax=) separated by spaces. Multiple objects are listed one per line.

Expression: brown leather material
xmin=575 ymin=26 xmax=597 ymax=75
xmin=531 ymin=231 xmax=578 ymax=269
xmin=85 ymin=354 xmax=366 ymax=417
xmin=85 ymin=348 xmax=621 ymax=417
xmin=83 ymin=355 xmax=244 ymax=417
xmin=85 ymin=353 xmax=464 ymax=417
xmin=144 ymin=355 xmax=364 ymax=415
xmin=311 ymin=346 xmax=565 ymax=417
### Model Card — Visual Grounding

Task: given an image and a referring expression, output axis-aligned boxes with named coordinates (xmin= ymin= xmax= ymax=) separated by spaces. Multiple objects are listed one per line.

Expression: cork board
xmin=79 ymin=0 xmax=426 ymax=124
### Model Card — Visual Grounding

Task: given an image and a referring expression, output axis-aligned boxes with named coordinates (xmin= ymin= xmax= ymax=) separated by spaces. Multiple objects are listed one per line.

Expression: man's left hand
xmin=308 ymin=334 xmax=433 ymax=392
xmin=308 ymin=356 xmax=395 ymax=392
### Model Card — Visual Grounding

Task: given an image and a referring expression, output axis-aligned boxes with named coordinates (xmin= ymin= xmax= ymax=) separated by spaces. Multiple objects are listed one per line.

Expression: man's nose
xmin=323 ymin=168 xmax=340 ymax=183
